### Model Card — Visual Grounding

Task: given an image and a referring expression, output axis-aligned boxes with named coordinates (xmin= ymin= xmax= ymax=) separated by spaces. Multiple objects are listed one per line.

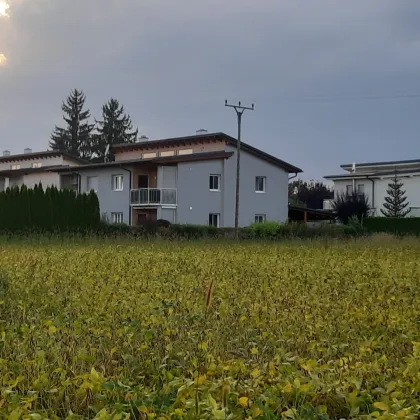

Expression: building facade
xmin=56 ymin=132 xmax=301 ymax=227
xmin=0 ymin=149 xmax=85 ymax=192
xmin=325 ymin=159 xmax=420 ymax=216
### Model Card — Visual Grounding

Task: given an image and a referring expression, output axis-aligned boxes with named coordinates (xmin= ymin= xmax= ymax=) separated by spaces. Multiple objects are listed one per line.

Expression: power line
xmin=291 ymin=93 xmax=420 ymax=103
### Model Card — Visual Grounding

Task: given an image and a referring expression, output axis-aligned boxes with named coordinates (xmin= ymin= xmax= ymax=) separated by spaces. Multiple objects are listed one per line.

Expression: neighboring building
xmin=0 ymin=149 xmax=86 ymax=192
xmin=56 ymin=132 xmax=302 ymax=226
xmin=325 ymin=159 xmax=420 ymax=216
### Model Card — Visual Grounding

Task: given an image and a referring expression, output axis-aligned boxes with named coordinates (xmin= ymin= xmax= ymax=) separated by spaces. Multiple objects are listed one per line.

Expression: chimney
xmin=196 ymin=128 xmax=208 ymax=135
xmin=24 ymin=148 xmax=32 ymax=154
xmin=3 ymin=150 xmax=10 ymax=157
xmin=139 ymin=135 xmax=149 ymax=142
xmin=352 ymin=162 xmax=356 ymax=173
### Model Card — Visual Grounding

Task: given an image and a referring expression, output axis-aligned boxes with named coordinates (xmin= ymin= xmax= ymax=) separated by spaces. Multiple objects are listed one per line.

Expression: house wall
xmin=333 ymin=175 xmax=420 ymax=216
xmin=224 ymin=145 xmax=289 ymax=226
xmin=132 ymin=165 xmax=157 ymax=188
xmin=176 ymin=159 xmax=225 ymax=225
xmin=22 ymin=172 xmax=60 ymax=189
xmin=114 ymin=140 xmax=225 ymax=161
xmin=79 ymin=168 xmax=131 ymax=224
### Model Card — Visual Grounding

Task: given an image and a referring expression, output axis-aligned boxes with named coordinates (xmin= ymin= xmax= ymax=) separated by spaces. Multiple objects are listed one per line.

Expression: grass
xmin=1 ymin=238 xmax=420 ymax=419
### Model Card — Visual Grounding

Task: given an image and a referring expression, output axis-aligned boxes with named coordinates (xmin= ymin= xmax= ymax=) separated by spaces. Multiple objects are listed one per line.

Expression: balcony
xmin=130 ymin=188 xmax=177 ymax=206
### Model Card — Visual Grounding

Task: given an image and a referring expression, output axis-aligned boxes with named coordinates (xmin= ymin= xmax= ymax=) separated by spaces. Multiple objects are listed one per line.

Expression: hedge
xmin=0 ymin=184 xmax=100 ymax=232
xmin=364 ymin=217 xmax=420 ymax=235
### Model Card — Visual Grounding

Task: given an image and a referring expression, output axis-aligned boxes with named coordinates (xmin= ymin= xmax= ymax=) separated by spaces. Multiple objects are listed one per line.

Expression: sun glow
xmin=0 ymin=1 xmax=10 ymax=17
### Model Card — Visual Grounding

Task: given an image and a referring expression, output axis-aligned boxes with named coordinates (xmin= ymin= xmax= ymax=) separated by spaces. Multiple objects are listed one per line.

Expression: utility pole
xmin=225 ymin=100 xmax=254 ymax=239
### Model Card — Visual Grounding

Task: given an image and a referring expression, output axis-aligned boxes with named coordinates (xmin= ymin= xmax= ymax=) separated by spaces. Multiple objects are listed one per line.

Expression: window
xmin=255 ymin=214 xmax=266 ymax=223
xmin=160 ymin=150 xmax=175 ymax=157
xmin=11 ymin=164 xmax=20 ymax=170
xmin=32 ymin=162 xmax=43 ymax=168
xmin=357 ymin=184 xmax=365 ymax=196
xmin=209 ymin=174 xmax=221 ymax=191
xmin=112 ymin=175 xmax=124 ymax=191
xmin=143 ymin=152 xmax=157 ymax=159
xmin=87 ymin=176 xmax=98 ymax=192
xmin=346 ymin=185 xmax=353 ymax=197
xmin=111 ymin=212 xmax=124 ymax=224
xmin=209 ymin=213 xmax=220 ymax=227
xmin=255 ymin=176 xmax=266 ymax=193
xmin=178 ymin=149 xmax=193 ymax=155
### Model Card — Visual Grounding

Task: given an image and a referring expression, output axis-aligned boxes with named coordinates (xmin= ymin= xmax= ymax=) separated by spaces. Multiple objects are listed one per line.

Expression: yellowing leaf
xmin=250 ymin=368 xmax=260 ymax=378
xmin=373 ymin=402 xmax=389 ymax=411
xmin=299 ymin=383 xmax=310 ymax=392
xmin=396 ymin=410 xmax=408 ymax=418
xmin=197 ymin=375 xmax=206 ymax=385
xmin=251 ymin=406 xmax=263 ymax=417
xmin=239 ymin=396 xmax=249 ymax=407
xmin=251 ymin=347 xmax=259 ymax=355
xmin=283 ymin=382 xmax=293 ymax=393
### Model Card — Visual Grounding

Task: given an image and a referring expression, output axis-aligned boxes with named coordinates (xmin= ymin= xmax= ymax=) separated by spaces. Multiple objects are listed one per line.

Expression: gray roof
xmin=54 ymin=150 xmax=234 ymax=172
xmin=341 ymin=158 xmax=420 ymax=169
xmin=325 ymin=167 xmax=420 ymax=180
xmin=113 ymin=132 xmax=302 ymax=173
xmin=0 ymin=150 xmax=88 ymax=164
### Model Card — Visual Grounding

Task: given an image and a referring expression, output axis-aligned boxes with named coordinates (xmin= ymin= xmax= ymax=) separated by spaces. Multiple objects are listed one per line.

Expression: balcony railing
xmin=130 ymin=188 xmax=177 ymax=206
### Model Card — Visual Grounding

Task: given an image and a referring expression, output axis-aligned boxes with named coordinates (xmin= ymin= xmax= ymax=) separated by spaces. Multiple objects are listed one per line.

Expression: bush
xmin=333 ymin=192 xmax=370 ymax=224
xmin=364 ymin=217 xmax=420 ymax=235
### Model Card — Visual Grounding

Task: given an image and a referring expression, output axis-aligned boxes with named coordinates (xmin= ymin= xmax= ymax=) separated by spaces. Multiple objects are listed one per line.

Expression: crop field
xmin=1 ymin=238 xmax=420 ymax=419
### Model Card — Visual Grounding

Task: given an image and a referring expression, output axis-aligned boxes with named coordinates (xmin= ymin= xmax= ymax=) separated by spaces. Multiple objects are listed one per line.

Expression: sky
xmin=1 ymin=0 xmax=420 ymax=180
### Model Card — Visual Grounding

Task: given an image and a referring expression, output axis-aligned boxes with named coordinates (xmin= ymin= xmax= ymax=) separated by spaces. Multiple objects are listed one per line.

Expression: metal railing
xmin=130 ymin=188 xmax=177 ymax=206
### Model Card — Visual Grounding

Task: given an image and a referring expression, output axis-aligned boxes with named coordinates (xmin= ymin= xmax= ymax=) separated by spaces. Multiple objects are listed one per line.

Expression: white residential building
xmin=325 ymin=159 xmax=420 ymax=216
xmin=0 ymin=149 xmax=86 ymax=192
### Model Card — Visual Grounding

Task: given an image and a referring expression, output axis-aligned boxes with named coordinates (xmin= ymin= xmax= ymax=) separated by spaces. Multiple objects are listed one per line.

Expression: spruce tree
xmin=50 ymin=89 xmax=95 ymax=159
xmin=92 ymin=98 xmax=138 ymax=162
xmin=381 ymin=172 xmax=410 ymax=218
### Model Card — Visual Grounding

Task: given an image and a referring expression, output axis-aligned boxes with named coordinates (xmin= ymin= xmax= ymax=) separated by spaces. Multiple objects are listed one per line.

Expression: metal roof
xmin=325 ymin=167 xmax=420 ymax=180
xmin=53 ymin=150 xmax=235 ymax=172
xmin=341 ymin=158 xmax=420 ymax=169
xmin=0 ymin=150 xmax=88 ymax=164
xmin=113 ymin=132 xmax=302 ymax=173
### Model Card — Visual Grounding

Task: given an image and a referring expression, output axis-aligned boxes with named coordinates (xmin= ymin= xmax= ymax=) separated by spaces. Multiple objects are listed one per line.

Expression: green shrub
xmin=333 ymin=192 xmax=370 ymax=224
xmin=364 ymin=217 xmax=420 ymax=235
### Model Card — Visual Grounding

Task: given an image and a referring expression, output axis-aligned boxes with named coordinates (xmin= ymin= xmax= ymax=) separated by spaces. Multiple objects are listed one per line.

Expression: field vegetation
xmin=1 ymin=237 xmax=420 ymax=419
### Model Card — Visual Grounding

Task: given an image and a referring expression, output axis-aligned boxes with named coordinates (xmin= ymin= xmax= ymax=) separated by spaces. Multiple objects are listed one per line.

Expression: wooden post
xmin=304 ymin=210 xmax=308 ymax=224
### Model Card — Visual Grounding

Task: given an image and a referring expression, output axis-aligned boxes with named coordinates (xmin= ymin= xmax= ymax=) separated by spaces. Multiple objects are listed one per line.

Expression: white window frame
xmin=112 ymin=175 xmax=124 ymax=191
xmin=111 ymin=212 xmax=124 ymax=224
xmin=209 ymin=213 xmax=220 ymax=227
xmin=357 ymin=184 xmax=365 ymax=196
xmin=346 ymin=185 xmax=353 ymax=197
xmin=209 ymin=174 xmax=221 ymax=191
xmin=255 ymin=214 xmax=266 ymax=223
xmin=87 ymin=176 xmax=98 ymax=193
xmin=255 ymin=176 xmax=266 ymax=193
xmin=32 ymin=162 xmax=43 ymax=168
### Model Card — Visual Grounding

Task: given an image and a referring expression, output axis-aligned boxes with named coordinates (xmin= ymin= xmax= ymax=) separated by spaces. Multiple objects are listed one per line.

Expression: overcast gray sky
xmin=1 ymin=0 xmax=420 ymax=180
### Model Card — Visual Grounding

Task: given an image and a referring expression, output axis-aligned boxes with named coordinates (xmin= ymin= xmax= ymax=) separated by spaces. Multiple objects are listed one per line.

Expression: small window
xmin=160 ymin=150 xmax=175 ymax=157
xmin=112 ymin=175 xmax=124 ymax=191
xmin=111 ymin=212 xmax=124 ymax=224
xmin=255 ymin=176 xmax=266 ymax=193
xmin=178 ymin=149 xmax=193 ymax=155
xmin=87 ymin=176 xmax=98 ymax=192
xmin=143 ymin=152 xmax=157 ymax=159
xmin=346 ymin=185 xmax=353 ymax=196
xmin=11 ymin=164 xmax=20 ymax=170
xmin=32 ymin=162 xmax=43 ymax=168
xmin=209 ymin=213 xmax=220 ymax=227
xmin=357 ymin=184 xmax=364 ymax=196
xmin=255 ymin=214 xmax=266 ymax=223
xmin=209 ymin=174 xmax=221 ymax=191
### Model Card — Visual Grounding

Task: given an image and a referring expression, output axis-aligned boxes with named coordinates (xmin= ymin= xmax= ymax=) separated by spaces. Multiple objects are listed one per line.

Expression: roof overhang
xmin=112 ymin=132 xmax=302 ymax=173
